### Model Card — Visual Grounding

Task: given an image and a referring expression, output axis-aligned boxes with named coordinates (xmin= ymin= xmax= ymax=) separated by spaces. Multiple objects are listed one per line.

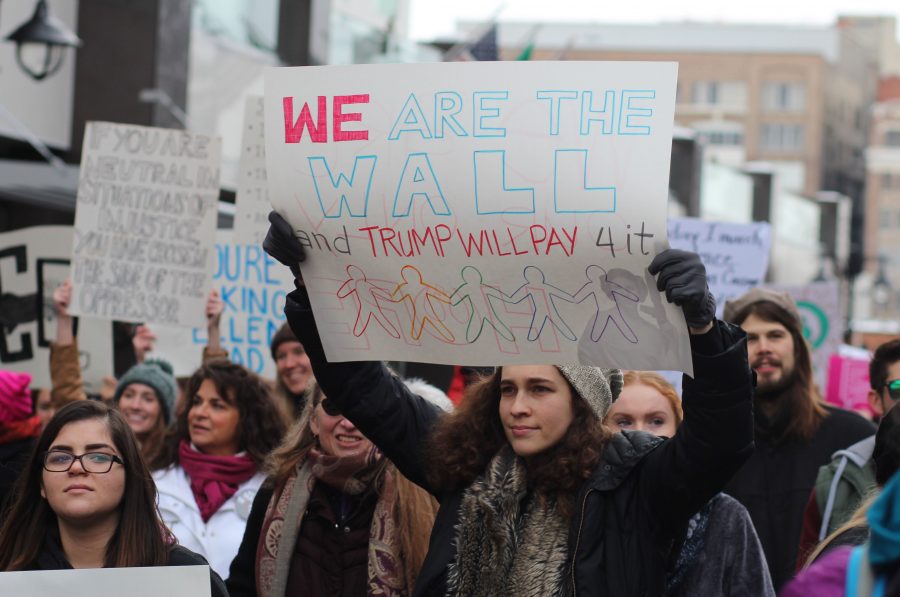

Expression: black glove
xmin=263 ymin=211 xmax=306 ymax=281
xmin=648 ymin=249 xmax=716 ymax=328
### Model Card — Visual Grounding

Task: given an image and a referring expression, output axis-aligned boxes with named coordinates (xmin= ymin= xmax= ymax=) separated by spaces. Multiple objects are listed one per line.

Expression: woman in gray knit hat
xmin=113 ymin=359 xmax=177 ymax=464
xmin=264 ymin=209 xmax=756 ymax=597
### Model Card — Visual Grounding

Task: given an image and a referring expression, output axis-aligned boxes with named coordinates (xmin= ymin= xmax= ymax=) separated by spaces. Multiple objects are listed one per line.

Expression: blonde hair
xmin=265 ymin=380 xmax=439 ymax=591
xmin=618 ymin=371 xmax=684 ymax=425
xmin=803 ymin=491 xmax=878 ymax=568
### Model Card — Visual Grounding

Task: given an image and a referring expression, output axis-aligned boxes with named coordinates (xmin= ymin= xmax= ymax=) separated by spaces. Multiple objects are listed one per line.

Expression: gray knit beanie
xmin=113 ymin=359 xmax=177 ymax=424
xmin=556 ymin=365 xmax=623 ymax=420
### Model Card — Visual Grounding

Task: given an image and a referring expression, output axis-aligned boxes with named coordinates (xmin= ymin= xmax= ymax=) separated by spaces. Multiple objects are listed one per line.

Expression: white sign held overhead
xmin=234 ymin=96 xmax=272 ymax=246
xmin=265 ymin=61 xmax=694 ymax=373
xmin=68 ymin=122 xmax=221 ymax=328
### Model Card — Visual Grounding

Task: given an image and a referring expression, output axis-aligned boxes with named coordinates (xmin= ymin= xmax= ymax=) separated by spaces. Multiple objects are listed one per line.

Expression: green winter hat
xmin=113 ymin=359 xmax=177 ymax=424
xmin=555 ymin=365 xmax=623 ymax=421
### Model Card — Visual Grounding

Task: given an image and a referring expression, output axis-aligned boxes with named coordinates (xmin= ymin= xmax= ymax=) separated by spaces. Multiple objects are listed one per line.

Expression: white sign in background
xmin=68 ymin=122 xmax=222 ymax=328
xmin=233 ymin=96 xmax=272 ymax=246
xmin=668 ymin=218 xmax=772 ymax=318
xmin=0 ymin=565 xmax=211 ymax=597
xmin=151 ymin=230 xmax=295 ymax=380
xmin=0 ymin=226 xmax=113 ymax=393
xmin=265 ymin=61 xmax=693 ymax=373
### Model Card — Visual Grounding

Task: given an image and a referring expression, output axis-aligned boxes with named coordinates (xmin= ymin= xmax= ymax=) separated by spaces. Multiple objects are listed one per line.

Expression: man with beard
xmin=723 ymin=288 xmax=875 ymax=591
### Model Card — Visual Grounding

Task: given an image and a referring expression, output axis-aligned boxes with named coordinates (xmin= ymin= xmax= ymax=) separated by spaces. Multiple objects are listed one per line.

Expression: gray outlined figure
xmin=336 ymin=265 xmax=401 ymax=339
xmin=450 ymin=266 xmax=515 ymax=343
xmin=390 ymin=265 xmax=455 ymax=343
xmin=572 ymin=265 xmax=639 ymax=343
xmin=508 ymin=265 xmax=577 ymax=341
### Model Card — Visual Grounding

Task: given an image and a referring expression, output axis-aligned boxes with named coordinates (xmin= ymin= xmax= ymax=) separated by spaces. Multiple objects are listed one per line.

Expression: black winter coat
xmin=285 ymin=288 xmax=754 ymax=597
xmin=28 ymin=531 xmax=229 ymax=597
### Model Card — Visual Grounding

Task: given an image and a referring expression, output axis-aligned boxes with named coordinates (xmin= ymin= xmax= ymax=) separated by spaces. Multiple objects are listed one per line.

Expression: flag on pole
xmin=447 ymin=24 xmax=498 ymax=62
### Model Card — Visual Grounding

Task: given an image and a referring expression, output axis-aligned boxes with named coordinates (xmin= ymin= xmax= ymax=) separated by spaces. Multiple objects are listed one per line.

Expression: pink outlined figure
xmin=572 ymin=265 xmax=639 ymax=343
xmin=336 ymin=265 xmax=400 ymax=338
xmin=450 ymin=266 xmax=515 ymax=343
xmin=509 ymin=266 xmax=577 ymax=341
xmin=390 ymin=265 xmax=455 ymax=342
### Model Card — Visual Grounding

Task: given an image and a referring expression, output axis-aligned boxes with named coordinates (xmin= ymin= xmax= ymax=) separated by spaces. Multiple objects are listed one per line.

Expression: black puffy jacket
xmin=286 ymin=288 xmax=754 ymax=596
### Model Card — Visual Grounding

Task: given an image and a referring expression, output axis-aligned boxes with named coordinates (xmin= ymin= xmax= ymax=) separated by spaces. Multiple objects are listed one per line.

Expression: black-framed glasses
xmin=319 ymin=398 xmax=341 ymax=417
xmin=42 ymin=451 xmax=124 ymax=473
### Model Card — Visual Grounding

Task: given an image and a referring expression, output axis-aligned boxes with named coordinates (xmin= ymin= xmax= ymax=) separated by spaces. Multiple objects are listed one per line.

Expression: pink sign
xmin=825 ymin=354 xmax=874 ymax=416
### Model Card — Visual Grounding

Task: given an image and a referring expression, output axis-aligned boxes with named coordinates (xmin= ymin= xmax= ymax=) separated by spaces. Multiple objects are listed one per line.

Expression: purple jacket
xmin=780 ymin=546 xmax=851 ymax=597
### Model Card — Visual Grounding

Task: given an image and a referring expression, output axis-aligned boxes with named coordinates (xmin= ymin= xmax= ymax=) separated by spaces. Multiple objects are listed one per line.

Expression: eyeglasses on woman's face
xmin=42 ymin=450 xmax=124 ymax=473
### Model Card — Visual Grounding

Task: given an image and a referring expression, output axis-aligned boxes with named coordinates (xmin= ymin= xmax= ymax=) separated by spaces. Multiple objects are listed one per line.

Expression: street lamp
xmin=5 ymin=0 xmax=81 ymax=81
xmin=872 ymin=254 xmax=892 ymax=315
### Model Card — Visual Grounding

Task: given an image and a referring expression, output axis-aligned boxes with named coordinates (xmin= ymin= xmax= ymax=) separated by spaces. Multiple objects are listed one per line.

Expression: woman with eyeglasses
xmin=149 ymin=360 xmax=286 ymax=580
xmin=0 ymin=401 xmax=227 ymax=595
xmin=226 ymin=379 xmax=446 ymax=597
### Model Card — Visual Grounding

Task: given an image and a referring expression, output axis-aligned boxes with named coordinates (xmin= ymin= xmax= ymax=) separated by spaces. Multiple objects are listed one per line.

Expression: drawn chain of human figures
xmin=335 ymin=262 xmax=677 ymax=350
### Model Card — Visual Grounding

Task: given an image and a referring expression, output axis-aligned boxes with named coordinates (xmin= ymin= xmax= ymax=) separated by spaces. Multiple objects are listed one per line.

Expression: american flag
xmin=447 ymin=25 xmax=499 ymax=62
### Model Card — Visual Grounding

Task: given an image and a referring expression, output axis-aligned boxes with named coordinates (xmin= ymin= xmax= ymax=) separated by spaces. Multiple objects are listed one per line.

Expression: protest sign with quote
xmin=234 ymin=96 xmax=272 ymax=246
xmin=772 ymin=281 xmax=842 ymax=389
xmin=0 ymin=565 xmax=211 ymax=597
xmin=264 ymin=62 xmax=693 ymax=372
xmin=668 ymin=218 xmax=771 ymax=318
xmin=0 ymin=226 xmax=113 ymax=393
xmin=150 ymin=229 xmax=295 ymax=379
xmin=68 ymin=122 xmax=221 ymax=328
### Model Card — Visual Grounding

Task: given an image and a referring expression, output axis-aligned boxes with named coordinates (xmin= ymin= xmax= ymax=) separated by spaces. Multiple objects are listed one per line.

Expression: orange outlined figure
xmin=572 ymin=265 xmax=639 ymax=343
xmin=509 ymin=266 xmax=577 ymax=341
xmin=450 ymin=266 xmax=515 ymax=343
xmin=390 ymin=265 xmax=455 ymax=342
xmin=336 ymin=265 xmax=400 ymax=338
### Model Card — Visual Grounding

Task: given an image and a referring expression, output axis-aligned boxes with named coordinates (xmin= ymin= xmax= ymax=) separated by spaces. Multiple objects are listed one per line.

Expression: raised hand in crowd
xmin=131 ymin=324 xmax=157 ymax=364
xmin=205 ymin=289 xmax=225 ymax=357
xmin=263 ymin=211 xmax=305 ymax=283
xmin=52 ymin=279 xmax=74 ymax=347
xmin=648 ymin=248 xmax=716 ymax=334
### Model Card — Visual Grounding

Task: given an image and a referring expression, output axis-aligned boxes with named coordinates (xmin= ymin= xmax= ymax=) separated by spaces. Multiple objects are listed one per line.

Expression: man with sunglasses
xmin=796 ymin=339 xmax=900 ymax=568
xmin=721 ymin=288 xmax=876 ymax=591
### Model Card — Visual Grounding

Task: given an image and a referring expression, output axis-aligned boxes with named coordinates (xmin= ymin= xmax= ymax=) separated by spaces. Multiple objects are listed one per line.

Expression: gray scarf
xmin=447 ymin=446 xmax=569 ymax=597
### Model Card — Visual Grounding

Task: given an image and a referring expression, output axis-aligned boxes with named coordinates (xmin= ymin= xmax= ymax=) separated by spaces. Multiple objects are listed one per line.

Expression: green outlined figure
xmin=573 ymin=265 xmax=639 ymax=343
xmin=509 ymin=265 xmax=577 ymax=341
xmin=450 ymin=266 xmax=515 ymax=343
xmin=390 ymin=265 xmax=455 ymax=342
xmin=336 ymin=265 xmax=401 ymax=339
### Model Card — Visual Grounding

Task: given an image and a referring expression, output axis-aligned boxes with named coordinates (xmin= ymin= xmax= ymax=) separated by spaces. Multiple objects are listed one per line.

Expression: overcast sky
xmin=408 ymin=0 xmax=900 ymax=41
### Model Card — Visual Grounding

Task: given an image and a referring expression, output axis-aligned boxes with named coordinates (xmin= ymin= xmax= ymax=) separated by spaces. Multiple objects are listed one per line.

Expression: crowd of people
xmin=0 ymin=209 xmax=899 ymax=596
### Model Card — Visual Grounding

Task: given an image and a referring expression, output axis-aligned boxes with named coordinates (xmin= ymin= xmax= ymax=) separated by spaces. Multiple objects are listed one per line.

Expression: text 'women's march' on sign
xmin=264 ymin=61 xmax=693 ymax=373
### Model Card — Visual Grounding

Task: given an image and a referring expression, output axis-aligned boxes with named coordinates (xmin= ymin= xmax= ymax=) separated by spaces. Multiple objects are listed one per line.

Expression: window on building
xmin=762 ymin=82 xmax=807 ymax=112
xmin=760 ymin=124 xmax=805 ymax=152
xmin=883 ymin=173 xmax=894 ymax=189
xmin=690 ymin=81 xmax=747 ymax=110
xmin=882 ymin=209 xmax=892 ymax=229
xmin=886 ymin=130 xmax=900 ymax=147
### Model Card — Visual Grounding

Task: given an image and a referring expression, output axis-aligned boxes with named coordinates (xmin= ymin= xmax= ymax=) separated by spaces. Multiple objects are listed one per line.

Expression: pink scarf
xmin=178 ymin=440 xmax=258 ymax=521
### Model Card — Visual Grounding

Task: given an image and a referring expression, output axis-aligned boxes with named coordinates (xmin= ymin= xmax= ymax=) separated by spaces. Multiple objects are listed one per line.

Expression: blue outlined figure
xmin=473 ymin=150 xmax=536 ymax=215
xmin=388 ymin=93 xmax=433 ymax=139
xmin=618 ymin=90 xmax=655 ymax=135
xmin=450 ymin=266 xmax=515 ymax=343
xmin=509 ymin=266 xmax=577 ymax=341
xmin=553 ymin=149 xmax=616 ymax=214
xmin=336 ymin=265 xmax=400 ymax=339
xmin=573 ymin=265 xmax=639 ymax=343
xmin=390 ymin=265 xmax=455 ymax=343
xmin=392 ymin=153 xmax=451 ymax=217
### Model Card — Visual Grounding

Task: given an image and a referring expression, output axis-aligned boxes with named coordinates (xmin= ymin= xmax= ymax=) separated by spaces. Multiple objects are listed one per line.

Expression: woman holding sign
xmin=149 ymin=360 xmax=286 ymax=579
xmin=263 ymin=211 xmax=754 ymax=596
xmin=0 ymin=401 xmax=228 ymax=596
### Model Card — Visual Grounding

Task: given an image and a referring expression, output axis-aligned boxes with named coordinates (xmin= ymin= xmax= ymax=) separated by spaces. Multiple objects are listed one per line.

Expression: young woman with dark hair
xmin=0 ymin=401 xmax=227 ymax=596
xmin=150 ymin=360 xmax=286 ymax=578
xmin=264 ymin=212 xmax=755 ymax=596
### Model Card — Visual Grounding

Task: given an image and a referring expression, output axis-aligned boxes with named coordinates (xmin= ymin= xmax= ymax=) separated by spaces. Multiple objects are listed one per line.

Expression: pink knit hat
xmin=0 ymin=370 xmax=33 ymax=423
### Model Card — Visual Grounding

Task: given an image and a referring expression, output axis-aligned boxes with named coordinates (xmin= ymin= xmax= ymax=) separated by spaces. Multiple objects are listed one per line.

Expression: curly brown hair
xmin=149 ymin=360 xmax=286 ymax=470
xmin=426 ymin=368 xmax=611 ymax=518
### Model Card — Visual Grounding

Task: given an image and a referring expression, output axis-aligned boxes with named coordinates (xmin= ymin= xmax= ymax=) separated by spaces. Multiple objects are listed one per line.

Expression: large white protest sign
xmin=151 ymin=230 xmax=295 ymax=379
xmin=68 ymin=122 xmax=221 ymax=328
xmin=772 ymin=281 xmax=842 ymax=390
xmin=0 ymin=226 xmax=113 ymax=393
xmin=265 ymin=61 xmax=693 ymax=372
xmin=234 ymin=96 xmax=272 ymax=246
xmin=668 ymin=218 xmax=771 ymax=318
xmin=0 ymin=565 xmax=211 ymax=597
